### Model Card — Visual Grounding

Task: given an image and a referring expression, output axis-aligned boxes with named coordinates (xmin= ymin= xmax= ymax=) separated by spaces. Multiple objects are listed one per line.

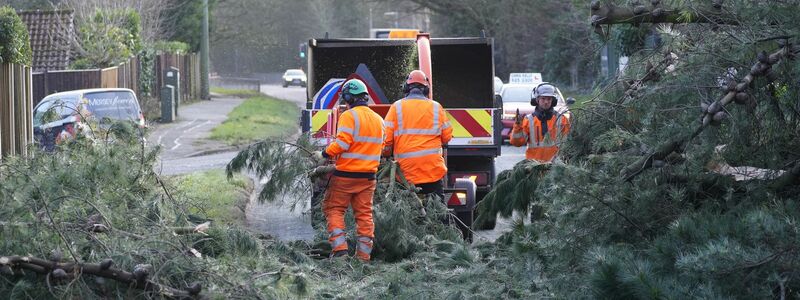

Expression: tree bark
xmin=620 ymin=45 xmax=800 ymax=182
xmin=0 ymin=255 xmax=201 ymax=298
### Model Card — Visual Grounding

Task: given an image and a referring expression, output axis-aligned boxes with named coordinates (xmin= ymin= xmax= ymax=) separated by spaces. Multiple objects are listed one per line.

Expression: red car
xmin=497 ymin=83 xmax=572 ymax=140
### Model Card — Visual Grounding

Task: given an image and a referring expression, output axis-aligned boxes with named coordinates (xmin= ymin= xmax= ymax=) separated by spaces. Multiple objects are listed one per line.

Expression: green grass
xmin=211 ymin=87 xmax=264 ymax=98
xmin=210 ymin=95 xmax=299 ymax=145
xmin=561 ymin=89 xmax=594 ymax=111
xmin=171 ymin=170 xmax=252 ymax=225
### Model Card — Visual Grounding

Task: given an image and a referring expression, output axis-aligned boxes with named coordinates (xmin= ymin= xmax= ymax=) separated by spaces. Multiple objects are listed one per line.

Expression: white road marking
xmin=170 ymin=137 xmax=182 ymax=150
xmin=166 ymin=119 xmax=204 ymax=151
xmin=184 ymin=120 xmax=211 ymax=133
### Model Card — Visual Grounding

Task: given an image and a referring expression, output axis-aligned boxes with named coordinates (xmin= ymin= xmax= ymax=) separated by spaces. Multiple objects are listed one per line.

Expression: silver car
xmin=33 ymin=88 xmax=145 ymax=150
xmin=282 ymin=69 xmax=307 ymax=88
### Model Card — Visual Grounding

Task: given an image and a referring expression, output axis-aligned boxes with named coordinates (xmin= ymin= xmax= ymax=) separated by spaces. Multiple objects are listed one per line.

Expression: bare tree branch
xmin=0 ymin=255 xmax=202 ymax=298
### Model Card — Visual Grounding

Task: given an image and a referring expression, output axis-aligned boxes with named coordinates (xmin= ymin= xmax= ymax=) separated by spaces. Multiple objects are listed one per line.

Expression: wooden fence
xmin=0 ymin=63 xmax=34 ymax=157
xmin=31 ymin=53 xmax=200 ymax=112
xmin=32 ymin=56 xmax=140 ymax=106
xmin=155 ymin=53 xmax=200 ymax=103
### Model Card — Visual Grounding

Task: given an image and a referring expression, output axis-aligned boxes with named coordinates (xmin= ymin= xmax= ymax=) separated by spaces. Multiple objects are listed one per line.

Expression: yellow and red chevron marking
xmin=446 ymin=109 xmax=492 ymax=138
xmin=311 ymin=110 xmax=332 ymax=138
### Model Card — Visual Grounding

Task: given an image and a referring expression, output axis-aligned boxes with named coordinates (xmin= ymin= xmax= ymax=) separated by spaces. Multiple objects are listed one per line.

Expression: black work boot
xmin=331 ymin=250 xmax=348 ymax=259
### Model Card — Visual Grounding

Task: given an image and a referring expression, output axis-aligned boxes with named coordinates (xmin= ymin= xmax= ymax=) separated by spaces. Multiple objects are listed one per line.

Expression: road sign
xmin=508 ymin=73 xmax=542 ymax=84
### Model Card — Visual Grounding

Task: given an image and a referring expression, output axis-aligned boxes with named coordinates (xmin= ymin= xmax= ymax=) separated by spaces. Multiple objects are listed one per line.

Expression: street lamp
xmin=384 ymin=11 xmax=399 ymax=28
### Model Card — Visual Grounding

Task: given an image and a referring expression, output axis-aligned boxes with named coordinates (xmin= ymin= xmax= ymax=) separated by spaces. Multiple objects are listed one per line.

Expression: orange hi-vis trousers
xmin=323 ymin=175 xmax=376 ymax=260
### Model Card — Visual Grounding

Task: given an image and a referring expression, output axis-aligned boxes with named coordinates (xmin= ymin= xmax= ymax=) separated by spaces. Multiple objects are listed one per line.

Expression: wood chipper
xmin=300 ymin=33 xmax=501 ymax=240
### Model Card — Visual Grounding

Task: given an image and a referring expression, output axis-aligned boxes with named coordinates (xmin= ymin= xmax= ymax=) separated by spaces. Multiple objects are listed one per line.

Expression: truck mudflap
xmin=444 ymin=178 xmax=477 ymax=213
xmin=444 ymin=178 xmax=477 ymax=241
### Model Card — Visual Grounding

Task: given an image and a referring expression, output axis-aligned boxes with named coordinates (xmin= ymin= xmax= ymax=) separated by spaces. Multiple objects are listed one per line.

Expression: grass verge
xmin=171 ymin=170 xmax=253 ymax=225
xmin=210 ymin=95 xmax=299 ymax=145
xmin=561 ymin=88 xmax=594 ymax=111
xmin=211 ymin=87 xmax=263 ymax=98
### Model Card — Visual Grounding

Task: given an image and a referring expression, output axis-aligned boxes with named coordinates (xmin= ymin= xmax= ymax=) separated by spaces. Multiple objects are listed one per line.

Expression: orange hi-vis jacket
xmin=324 ymin=106 xmax=385 ymax=174
xmin=384 ymin=95 xmax=453 ymax=184
xmin=510 ymin=112 xmax=570 ymax=162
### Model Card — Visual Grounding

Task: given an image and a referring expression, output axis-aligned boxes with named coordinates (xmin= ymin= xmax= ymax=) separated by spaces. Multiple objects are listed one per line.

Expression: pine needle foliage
xmin=226 ymin=134 xmax=318 ymax=204
xmin=481 ymin=1 xmax=800 ymax=298
xmin=475 ymin=160 xmax=552 ymax=227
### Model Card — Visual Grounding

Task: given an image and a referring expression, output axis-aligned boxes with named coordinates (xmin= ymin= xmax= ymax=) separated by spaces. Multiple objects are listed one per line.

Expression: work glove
xmin=312 ymin=150 xmax=327 ymax=165
xmin=514 ymin=108 xmax=523 ymax=126
xmin=381 ymin=146 xmax=393 ymax=158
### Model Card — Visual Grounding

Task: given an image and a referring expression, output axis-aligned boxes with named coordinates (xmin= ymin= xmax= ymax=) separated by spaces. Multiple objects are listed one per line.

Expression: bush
xmin=72 ymin=8 xmax=141 ymax=69
xmin=153 ymin=40 xmax=190 ymax=55
xmin=0 ymin=6 xmax=32 ymax=65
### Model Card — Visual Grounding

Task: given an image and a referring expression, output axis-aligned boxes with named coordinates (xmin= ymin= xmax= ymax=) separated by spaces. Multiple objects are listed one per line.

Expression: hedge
xmin=0 ymin=6 xmax=32 ymax=65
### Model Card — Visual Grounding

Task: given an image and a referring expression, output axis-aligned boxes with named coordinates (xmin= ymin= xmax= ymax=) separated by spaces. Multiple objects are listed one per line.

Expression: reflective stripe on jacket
xmin=509 ymin=112 xmax=570 ymax=162
xmin=384 ymin=96 xmax=453 ymax=184
xmin=325 ymin=106 xmax=385 ymax=173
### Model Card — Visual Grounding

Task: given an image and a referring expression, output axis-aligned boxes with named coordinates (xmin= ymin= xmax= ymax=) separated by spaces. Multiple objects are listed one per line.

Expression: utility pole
xmin=200 ymin=0 xmax=210 ymax=100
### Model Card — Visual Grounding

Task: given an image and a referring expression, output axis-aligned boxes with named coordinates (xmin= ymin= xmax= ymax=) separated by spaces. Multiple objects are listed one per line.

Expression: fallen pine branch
xmin=621 ymin=43 xmax=800 ymax=182
xmin=0 ymin=255 xmax=202 ymax=298
xmin=590 ymin=0 xmax=739 ymax=28
xmin=619 ymin=51 xmax=676 ymax=104
xmin=89 ymin=222 xmax=211 ymax=239
xmin=768 ymin=160 xmax=800 ymax=190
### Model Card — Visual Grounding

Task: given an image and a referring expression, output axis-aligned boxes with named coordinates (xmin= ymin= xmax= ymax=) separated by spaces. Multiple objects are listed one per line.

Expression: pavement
xmin=150 ymin=95 xmax=244 ymax=176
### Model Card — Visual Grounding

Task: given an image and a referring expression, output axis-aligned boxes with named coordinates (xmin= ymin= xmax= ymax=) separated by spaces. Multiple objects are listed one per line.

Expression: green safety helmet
xmin=341 ymin=79 xmax=369 ymax=104
xmin=342 ymin=79 xmax=368 ymax=95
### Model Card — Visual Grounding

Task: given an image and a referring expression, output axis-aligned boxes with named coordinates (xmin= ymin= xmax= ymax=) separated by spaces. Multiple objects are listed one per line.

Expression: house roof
xmin=18 ymin=10 xmax=75 ymax=72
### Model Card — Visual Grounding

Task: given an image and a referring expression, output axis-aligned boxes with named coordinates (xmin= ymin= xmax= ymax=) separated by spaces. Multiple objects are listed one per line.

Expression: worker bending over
xmin=313 ymin=79 xmax=385 ymax=260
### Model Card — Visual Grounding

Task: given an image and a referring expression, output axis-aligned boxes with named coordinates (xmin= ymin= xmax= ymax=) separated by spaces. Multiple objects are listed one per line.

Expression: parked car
xmin=497 ymin=83 xmax=574 ymax=140
xmin=33 ymin=88 xmax=146 ymax=150
xmin=282 ymin=69 xmax=307 ymax=87
xmin=493 ymin=76 xmax=504 ymax=94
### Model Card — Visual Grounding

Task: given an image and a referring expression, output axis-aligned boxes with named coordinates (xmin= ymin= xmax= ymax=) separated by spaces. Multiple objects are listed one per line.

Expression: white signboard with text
xmin=508 ymin=73 xmax=543 ymax=84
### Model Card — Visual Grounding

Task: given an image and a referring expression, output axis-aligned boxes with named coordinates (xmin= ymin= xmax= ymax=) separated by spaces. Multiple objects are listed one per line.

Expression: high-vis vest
xmin=510 ymin=113 xmax=570 ymax=162
xmin=325 ymin=106 xmax=385 ymax=173
xmin=384 ymin=97 xmax=453 ymax=184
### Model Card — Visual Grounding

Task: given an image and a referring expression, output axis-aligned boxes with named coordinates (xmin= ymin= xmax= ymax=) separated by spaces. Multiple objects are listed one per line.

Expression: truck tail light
xmin=447 ymin=192 xmax=467 ymax=206
xmin=448 ymin=172 xmax=489 ymax=186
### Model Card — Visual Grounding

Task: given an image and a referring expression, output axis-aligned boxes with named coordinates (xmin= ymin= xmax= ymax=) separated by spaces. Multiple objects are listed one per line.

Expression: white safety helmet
xmin=531 ymin=82 xmax=558 ymax=106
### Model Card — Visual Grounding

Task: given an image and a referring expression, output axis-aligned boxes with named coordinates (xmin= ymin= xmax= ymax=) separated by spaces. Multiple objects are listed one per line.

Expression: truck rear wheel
xmin=473 ymin=208 xmax=497 ymax=230
xmin=475 ymin=216 xmax=496 ymax=230
xmin=454 ymin=210 xmax=473 ymax=242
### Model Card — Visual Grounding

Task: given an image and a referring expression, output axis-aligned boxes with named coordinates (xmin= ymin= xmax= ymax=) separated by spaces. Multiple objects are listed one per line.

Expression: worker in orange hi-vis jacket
xmin=312 ymin=79 xmax=385 ymax=261
xmin=383 ymin=70 xmax=453 ymax=199
xmin=509 ymin=82 xmax=570 ymax=163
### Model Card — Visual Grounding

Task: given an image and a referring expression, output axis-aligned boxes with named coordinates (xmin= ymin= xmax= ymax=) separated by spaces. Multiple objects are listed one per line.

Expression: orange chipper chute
xmin=416 ymin=33 xmax=433 ymax=99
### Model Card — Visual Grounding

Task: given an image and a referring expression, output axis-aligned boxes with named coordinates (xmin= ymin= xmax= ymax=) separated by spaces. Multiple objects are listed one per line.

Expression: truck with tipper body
xmin=300 ymin=33 xmax=501 ymax=239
